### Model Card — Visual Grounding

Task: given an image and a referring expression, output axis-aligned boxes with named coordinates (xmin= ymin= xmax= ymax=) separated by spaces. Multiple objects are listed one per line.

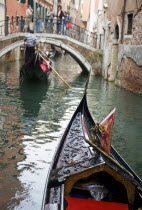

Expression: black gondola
xmin=42 ymin=88 xmax=142 ymax=210
xmin=20 ymin=52 xmax=52 ymax=81
xmin=55 ymin=47 xmax=65 ymax=57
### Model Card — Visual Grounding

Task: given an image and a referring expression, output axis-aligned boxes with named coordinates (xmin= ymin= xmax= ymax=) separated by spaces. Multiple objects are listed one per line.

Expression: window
xmin=5 ymin=16 xmax=10 ymax=35
xmin=21 ymin=0 xmax=26 ymax=3
xmin=127 ymin=13 xmax=133 ymax=35
xmin=28 ymin=0 xmax=33 ymax=8
xmin=17 ymin=0 xmax=26 ymax=3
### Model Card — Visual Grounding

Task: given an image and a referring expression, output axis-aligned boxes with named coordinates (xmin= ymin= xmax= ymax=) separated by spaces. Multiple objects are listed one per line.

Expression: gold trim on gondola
xmin=64 ymin=164 xmax=136 ymax=204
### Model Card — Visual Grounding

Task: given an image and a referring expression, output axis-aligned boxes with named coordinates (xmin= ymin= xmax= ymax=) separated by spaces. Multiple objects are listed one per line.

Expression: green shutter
xmin=28 ymin=0 xmax=33 ymax=8
xmin=21 ymin=0 xmax=26 ymax=4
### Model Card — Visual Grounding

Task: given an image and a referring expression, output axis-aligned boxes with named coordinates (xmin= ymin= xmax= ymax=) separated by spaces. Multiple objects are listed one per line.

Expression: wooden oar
xmin=39 ymin=53 xmax=71 ymax=88
xmin=38 ymin=48 xmax=53 ymax=63
xmin=85 ymin=139 xmax=134 ymax=177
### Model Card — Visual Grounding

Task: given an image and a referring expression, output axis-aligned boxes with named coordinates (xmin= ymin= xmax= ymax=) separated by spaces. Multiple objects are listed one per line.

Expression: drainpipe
xmin=120 ymin=0 xmax=127 ymax=43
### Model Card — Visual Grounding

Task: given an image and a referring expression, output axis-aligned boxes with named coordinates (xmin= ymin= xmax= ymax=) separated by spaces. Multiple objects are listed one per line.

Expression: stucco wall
xmin=107 ymin=0 xmax=137 ymax=33
xmin=124 ymin=8 xmax=142 ymax=45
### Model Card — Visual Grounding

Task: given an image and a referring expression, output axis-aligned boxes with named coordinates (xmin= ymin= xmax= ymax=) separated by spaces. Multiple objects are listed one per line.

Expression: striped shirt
xmin=24 ymin=34 xmax=38 ymax=47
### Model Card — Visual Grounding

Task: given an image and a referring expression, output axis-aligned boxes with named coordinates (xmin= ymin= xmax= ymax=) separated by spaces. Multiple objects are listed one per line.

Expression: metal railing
xmin=0 ymin=17 xmax=98 ymax=48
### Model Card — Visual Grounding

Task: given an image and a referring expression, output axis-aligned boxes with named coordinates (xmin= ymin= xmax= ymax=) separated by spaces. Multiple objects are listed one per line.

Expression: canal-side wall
xmin=103 ymin=42 xmax=142 ymax=95
xmin=115 ymin=45 xmax=142 ymax=94
xmin=101 ymin=3 xmax=142 ymax=95
xmin=115 ymin=8 xmax=142 ymax=94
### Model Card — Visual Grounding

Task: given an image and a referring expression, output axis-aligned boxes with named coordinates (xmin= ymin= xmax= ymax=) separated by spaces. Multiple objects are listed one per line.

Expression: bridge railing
xmin=0 ymin=17 xmax=98 ymax=48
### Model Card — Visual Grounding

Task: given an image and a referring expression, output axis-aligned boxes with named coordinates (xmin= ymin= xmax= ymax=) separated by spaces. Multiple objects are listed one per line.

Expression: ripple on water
xmin=0 ymin=55 xmax=142 ymax=210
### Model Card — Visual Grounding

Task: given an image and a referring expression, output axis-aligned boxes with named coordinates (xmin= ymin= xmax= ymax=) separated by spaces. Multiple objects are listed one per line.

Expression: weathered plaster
xmin=118 ymin=45 xmax=142 ymax=70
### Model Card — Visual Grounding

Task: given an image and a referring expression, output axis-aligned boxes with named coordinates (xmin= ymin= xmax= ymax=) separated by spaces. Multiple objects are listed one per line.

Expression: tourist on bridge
xmin=57 ymin=5 xmax=64 ymax=34
xmin=46 ymin=6 xmax=54 ymax=33
xmin=24 ymin=30 xmax=39 ymax=63
xmin=36 ymin=5 xmax=42 ymax=33
xmin=63 ymin=12 xmax=70 ymax=35
xmin=25 ymin=5 xmax=33 ymax=32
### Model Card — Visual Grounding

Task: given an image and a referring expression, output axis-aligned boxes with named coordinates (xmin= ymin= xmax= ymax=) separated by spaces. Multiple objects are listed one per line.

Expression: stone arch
xmin=0 ymin=36 xmax=92 ymax=73
xmin=42 ymin=39 xmax=91 ymax=73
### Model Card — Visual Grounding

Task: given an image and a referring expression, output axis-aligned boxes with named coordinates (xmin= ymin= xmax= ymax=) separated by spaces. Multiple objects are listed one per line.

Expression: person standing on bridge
xmin=57 ymin=5 xmax=64 ymax=34
xmin=24 ymin=30 xmax=39 ymax=63
xmin=36 ymin=5 xmax=42 ymax=33
xmin=63 ymin=12 xmax=70 ymax=35
xmin=25 ymin=5 xmax=33 ymax=32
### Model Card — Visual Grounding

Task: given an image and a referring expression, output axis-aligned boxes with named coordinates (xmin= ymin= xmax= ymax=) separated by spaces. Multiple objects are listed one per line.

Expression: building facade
xmin=102 ymin=0 xmax=142 ymax=94
xmin=4 ymin=0 xmax=56 ymax=34
xmin=85 ymin=0 xmax=142 ymax=94
xmin=60 ymin=0 xmax=142 ymax=94
xmin=0 ymin=0 xmax=5 ymax=36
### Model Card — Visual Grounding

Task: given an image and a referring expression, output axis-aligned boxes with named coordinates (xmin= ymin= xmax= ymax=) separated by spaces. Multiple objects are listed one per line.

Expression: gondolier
xmin=24 ymin=30 xmax=39 ymax=63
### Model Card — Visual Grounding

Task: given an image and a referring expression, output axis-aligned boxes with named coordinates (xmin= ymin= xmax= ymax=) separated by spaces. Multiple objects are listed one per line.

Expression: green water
xmin=0 ymin=54 xmax=142 ymax=209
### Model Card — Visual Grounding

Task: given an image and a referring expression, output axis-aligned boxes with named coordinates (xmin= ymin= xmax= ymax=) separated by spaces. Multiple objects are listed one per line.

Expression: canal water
xmin=0 ymin=54 xmax=142 ymax=209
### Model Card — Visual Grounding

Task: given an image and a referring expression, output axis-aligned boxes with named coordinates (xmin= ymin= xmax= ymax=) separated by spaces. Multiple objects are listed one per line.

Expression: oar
xmin=39 ymin=53 xmax=71 ymax=88
xmin=85 ymin=139 xmax=134 ymax=178
xmin=38 ymin=48 xmax=53 ymax=63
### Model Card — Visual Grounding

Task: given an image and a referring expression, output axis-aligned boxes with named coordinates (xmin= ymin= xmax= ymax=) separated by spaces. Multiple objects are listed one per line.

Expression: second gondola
xmin=20 ymin=52 xmax=52 ymax=82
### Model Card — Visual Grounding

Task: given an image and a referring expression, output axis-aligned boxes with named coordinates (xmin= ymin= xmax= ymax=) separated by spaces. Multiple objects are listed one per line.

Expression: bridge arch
xmin=0 ymin=33 xmax=93 ymax=73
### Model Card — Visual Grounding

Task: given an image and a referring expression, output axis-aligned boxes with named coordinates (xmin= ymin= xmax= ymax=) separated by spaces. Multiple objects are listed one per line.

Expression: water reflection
xmin=0 ymin=54 xmax=87 ymax=209
xmin=0 ymin=54 xmax=142 ymax=210
xmin=0 ymin=62 xmax=25 ymax=209
xmin=20 ymin=81 xmax=49 ymax=118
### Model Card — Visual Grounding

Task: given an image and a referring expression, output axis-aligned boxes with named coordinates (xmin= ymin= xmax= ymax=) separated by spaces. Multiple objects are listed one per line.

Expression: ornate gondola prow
xmin=90 ymin=123 xmax=100 ymax=144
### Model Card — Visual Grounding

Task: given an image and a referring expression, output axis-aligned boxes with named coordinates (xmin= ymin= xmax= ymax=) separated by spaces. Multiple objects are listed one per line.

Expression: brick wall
xmin=119 ymin=57 xmax=142 ymax=94
xmin=6 ymin=0 xmax=28 ymax=17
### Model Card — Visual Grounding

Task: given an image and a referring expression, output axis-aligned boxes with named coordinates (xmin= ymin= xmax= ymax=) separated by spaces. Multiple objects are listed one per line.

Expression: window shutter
xmin=21 ymin=0 xmax=26 ymax=4
xmin=28 ymin=0 xmax=33 ymax=8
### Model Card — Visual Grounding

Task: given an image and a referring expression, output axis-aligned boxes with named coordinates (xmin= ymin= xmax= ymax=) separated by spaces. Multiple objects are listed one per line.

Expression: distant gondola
xmin=55 ymin=47 xmax=65 ymax=57
xmin=20 ymin=52 xmax=52 ymax=81
xmin=42 ymin=89 xmax=142 ymax=210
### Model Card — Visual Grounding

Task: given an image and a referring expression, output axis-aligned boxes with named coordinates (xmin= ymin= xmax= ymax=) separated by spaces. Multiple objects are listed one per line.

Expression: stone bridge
xmin=0 ymin=33 xmax=102 ymax=74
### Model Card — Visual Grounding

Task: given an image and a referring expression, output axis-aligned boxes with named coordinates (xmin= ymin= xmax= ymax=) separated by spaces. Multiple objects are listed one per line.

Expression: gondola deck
xmin=42 ymin=90 xmax=142 ymax=210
